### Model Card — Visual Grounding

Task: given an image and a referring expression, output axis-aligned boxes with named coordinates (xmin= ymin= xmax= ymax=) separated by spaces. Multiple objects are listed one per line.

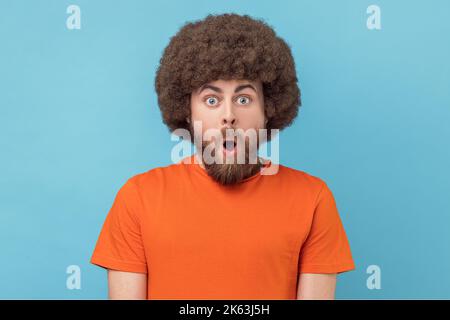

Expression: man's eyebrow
xmin=198 ymin=84 xmax=222 ymax=94
xmin=234 ymin=84 xmax=257 ymax=93
xmin=197 ymin=83 xmax=257 ymax=94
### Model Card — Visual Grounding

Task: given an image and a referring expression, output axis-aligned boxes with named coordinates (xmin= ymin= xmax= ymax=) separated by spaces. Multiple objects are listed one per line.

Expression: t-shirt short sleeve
xmin=298 ymin=181 xmax=355 ymax=274
xmin=90 ymin=179 xmax=147 ymax=273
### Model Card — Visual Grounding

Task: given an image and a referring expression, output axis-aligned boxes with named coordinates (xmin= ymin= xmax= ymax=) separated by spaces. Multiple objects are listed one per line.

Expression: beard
xmin=189 ymin=124 xmax=264 ymax=186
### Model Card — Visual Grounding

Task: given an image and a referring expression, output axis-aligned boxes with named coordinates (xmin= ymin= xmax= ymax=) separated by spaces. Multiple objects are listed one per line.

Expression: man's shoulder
xmin=125 ymin=161 xmax=185 ymax=189
xmin=277 ymin=163 xmax=327 ymax=192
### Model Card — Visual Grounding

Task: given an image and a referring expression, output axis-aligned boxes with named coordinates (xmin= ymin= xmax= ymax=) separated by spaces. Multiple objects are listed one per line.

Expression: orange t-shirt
xmin=90 ymin=154 xmax=355 ymax=299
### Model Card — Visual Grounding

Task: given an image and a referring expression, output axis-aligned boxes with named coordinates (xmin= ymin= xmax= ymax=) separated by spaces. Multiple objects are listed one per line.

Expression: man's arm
xmin=296 ymin=273 xmax=337 ymax=300
xmin=107 ymin=270 xmax=147 ymax=299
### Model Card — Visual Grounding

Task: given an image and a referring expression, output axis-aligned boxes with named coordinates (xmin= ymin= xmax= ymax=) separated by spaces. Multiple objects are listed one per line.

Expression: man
xmin=90 ymin=13 xmax=355 ymax=300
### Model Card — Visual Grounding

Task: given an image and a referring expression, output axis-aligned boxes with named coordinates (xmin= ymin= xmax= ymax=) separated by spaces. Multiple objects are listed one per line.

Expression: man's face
xmin=189 ymin=79 xmax=268 ymax=186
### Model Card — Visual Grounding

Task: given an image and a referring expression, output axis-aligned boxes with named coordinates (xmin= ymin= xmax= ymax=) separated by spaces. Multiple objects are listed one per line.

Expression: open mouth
xmin=223 ymin=139 xmax=237 ymax=153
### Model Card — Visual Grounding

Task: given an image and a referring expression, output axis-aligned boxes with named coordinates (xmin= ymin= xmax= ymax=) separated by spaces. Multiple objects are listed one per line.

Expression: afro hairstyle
xmin=155 ymin=13 xmax=301 ymax=141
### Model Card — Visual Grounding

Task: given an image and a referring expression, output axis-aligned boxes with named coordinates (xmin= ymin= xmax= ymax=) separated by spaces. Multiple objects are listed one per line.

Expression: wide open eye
xmin=204 ymin=96 xmax=219 ymax=106
xmin=236 ymin=96 xmax=251 ymax=105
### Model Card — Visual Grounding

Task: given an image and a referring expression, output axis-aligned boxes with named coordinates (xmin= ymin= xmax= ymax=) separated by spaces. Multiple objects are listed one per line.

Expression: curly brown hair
xmin=155 ymin=13 xmax=301 ymax=141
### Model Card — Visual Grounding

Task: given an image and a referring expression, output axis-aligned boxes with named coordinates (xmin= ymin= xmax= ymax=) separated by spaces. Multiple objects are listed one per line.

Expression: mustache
xmin=209 ymin=128 xmax=263 ymax=146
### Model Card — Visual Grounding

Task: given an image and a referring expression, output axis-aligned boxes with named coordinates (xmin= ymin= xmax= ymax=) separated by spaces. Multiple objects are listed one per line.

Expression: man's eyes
xmin=203 ymin=95 xmax=252 ymax=106
xmin=236 ymin=96 xmax=251 ymax=105
xmin=204 ymin=96 xmax=219 ymax=106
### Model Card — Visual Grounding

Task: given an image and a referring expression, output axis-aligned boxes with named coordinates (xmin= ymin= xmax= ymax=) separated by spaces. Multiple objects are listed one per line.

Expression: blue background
xmin=1 ymin=0 xmax=449 ymax=299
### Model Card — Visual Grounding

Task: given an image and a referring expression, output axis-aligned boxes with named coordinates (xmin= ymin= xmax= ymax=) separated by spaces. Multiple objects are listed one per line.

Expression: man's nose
xmin=221 ymin=100 xmax=236 ymax=126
